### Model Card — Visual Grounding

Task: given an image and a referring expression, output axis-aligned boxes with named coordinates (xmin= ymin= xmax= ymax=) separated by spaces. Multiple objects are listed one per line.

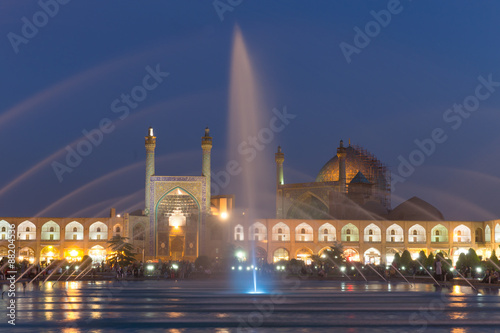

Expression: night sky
xmin=1 ymin=1 xmax=499 ymax=221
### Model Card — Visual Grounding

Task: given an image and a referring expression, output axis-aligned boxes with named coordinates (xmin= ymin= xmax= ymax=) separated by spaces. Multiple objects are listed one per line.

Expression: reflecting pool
xmin=1 ymin=279 xmax=500 ymax=332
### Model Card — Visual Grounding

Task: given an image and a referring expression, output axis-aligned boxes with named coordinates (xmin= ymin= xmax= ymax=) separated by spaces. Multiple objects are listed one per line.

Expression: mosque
xmin=1 ymin=128 xmax=499 ymax=266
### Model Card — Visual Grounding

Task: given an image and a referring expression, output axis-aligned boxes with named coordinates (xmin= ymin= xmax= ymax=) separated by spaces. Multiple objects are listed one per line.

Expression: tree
xmin=80 ymin=255 xmax=92 ymax=270
xmin=392 ymin=253 xmax=401 ymax=266
xmin=326 ymin=243 xmax=346 ymax=262
xmin=424 ymin=253 xmax=435 ymax=269
xmin=466 ymin=248 xmax=481 ymax=268
xmin=418 ymin=250 xmax=427 ymax=263
xmin=456 ymin=253 xmax=467 ymax=269
xmin=400 ymin=250 xmax=412 ymax=268
xmin=106 ymin=235 xmax=136 ymax=267
xmin=490 ymin=250 xmax=500 ymax=267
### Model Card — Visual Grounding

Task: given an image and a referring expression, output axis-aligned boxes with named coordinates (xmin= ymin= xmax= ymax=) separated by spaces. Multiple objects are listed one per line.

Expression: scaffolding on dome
xmin=351 ymin=144 xmax=391 ymax=209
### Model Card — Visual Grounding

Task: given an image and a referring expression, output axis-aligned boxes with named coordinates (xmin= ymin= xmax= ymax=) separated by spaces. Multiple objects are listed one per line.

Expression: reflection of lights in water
xmin=44 ymin=309 xmax=53 ymax=321
xmin=167 ymin=312 xmax=185 ymax=318
xmin=168 ymin=329 xmax=183 ymax=333
xmin=216 ymin=313 xmax=229 ymax=318
xmin=450 ymin=328 xmax=467 ymax=333
xmin=448 ymin=312 xmax=468 ymax=320
xmin=65 ymin=310 xmax=81 ymax=321
xmin=451 ymin=285 xmax=465 ymax=296
xmin=90 ymin=311 xmax=102 ymax=319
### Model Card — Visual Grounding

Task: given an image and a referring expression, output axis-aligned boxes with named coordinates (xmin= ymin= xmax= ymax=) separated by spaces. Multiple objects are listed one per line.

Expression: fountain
xmin=29 ymin=261 xmax=58 ymax=284
xmin=415 ymin=258 xmax=441 ymax=286
xmin=366 ymin=263 xmax=388 ymax=282
xmin=227 ymin=24 xmax=270 ymax=294
xmin=436 ymin=254 xmax=478 ymax=293
xmin=391 ymin=263 xmax=413 ymax=287
xmin=53 ymin=262 xmax=74 ymax=286
xmin=13 ymin=264 xmax=35 ymax=283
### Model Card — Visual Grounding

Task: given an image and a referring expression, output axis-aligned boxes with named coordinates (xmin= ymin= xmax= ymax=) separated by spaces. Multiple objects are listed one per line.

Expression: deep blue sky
xmin=1 ymin=1 xmax=499 ymax=220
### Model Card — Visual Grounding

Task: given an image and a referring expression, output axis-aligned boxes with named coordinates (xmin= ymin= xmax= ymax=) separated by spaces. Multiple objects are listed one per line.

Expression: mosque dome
xmin=316 ymin=144 xmax=388 ymax=187
xmin=388 ymin=196 xmax=444 ymax=221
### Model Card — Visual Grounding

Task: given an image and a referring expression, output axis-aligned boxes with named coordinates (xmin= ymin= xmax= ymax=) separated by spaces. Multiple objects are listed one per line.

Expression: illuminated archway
xmin=89 ymin=245 xmax=107 ymax=263
xmin=273 ymin=248 xmax=289 ymax=262
xmin=18 ymin=221 xmax=36 ymax=240
xmin=386 ymin=224 xmax=404 ymax=243
xmin=64 ymin=248 xmax=84 ymax=262
xmin=431 ymin=224 xmax=448 ymax=243
xmin=385 ymin=248 xmax=400 ymax=264
xmin=89 ymin=221 xmax=108 ymax=240
xmin=155 ymin=186 xmax=200 ymax=258
xmin=0 ymin=220 xmax=10 ymax=240
xmin=318 ymin=223 xmax=336 ymax=242
xmin=364 ymin=248 xmax=381 ymax=265
xmin=113 ymin=224 xmax=122 ymax=236
xmin=408 ymin=224 xmax=426 ymax=243
xmin=65 ymin=221 xmax=84 ymax=240
xmin=295 ymin=223 xmax=313 ymax=242
xmin=234 ymin=224 xmax=244 ymax=241
xmin=485 ymin=225 xmax=491 ymax=242
xmin=19 ymin=247 xmax=35 ymax=263
xmin=363 ymin=223 xmax=381 ymax=242
xmin=296 ymin=247 xmax=313 ymax=264
xmin=40 ymin=246 xmax=59 ymax=263
xmin=341 ymin=223 xmax=359 ymax=242
xmin=41 ymin=221 xmax=60 ymax=241
xmin=453 ymin=225 xmax=471 ymax=243
xmin=272 ymin=222 xmax=290 ymax=242
xmin=344 ymin=248 xmax=360 ymax=262
xmin=249 ymin=222 xmax=267 ymax=241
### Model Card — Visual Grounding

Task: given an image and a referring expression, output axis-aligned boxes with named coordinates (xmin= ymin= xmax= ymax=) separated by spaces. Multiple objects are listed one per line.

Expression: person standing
xmin=435 ymin=259 xmax=442 ymax=281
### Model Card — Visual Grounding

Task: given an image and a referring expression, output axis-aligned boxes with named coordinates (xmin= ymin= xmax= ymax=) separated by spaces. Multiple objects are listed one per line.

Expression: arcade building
xmin=1 ymin=128 xmax=499 ymax=266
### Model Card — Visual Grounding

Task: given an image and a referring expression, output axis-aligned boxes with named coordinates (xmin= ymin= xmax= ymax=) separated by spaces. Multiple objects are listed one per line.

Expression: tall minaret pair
xmin=144 ymin=127 xmax=212 ymax=215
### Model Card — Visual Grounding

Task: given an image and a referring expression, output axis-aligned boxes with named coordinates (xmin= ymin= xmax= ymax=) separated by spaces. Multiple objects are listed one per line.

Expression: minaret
xmin=275 ymin=146 xmax=284 ymax=186
xmin=275 ymin=146 xmax=285 ymax=218
xmin=145 ymin=127 xmax=156 ymax=215
xmin=201 ymin=127 xmax=212 ymax=212
xmin=337 ymin=140 xmax=347 ymax=193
